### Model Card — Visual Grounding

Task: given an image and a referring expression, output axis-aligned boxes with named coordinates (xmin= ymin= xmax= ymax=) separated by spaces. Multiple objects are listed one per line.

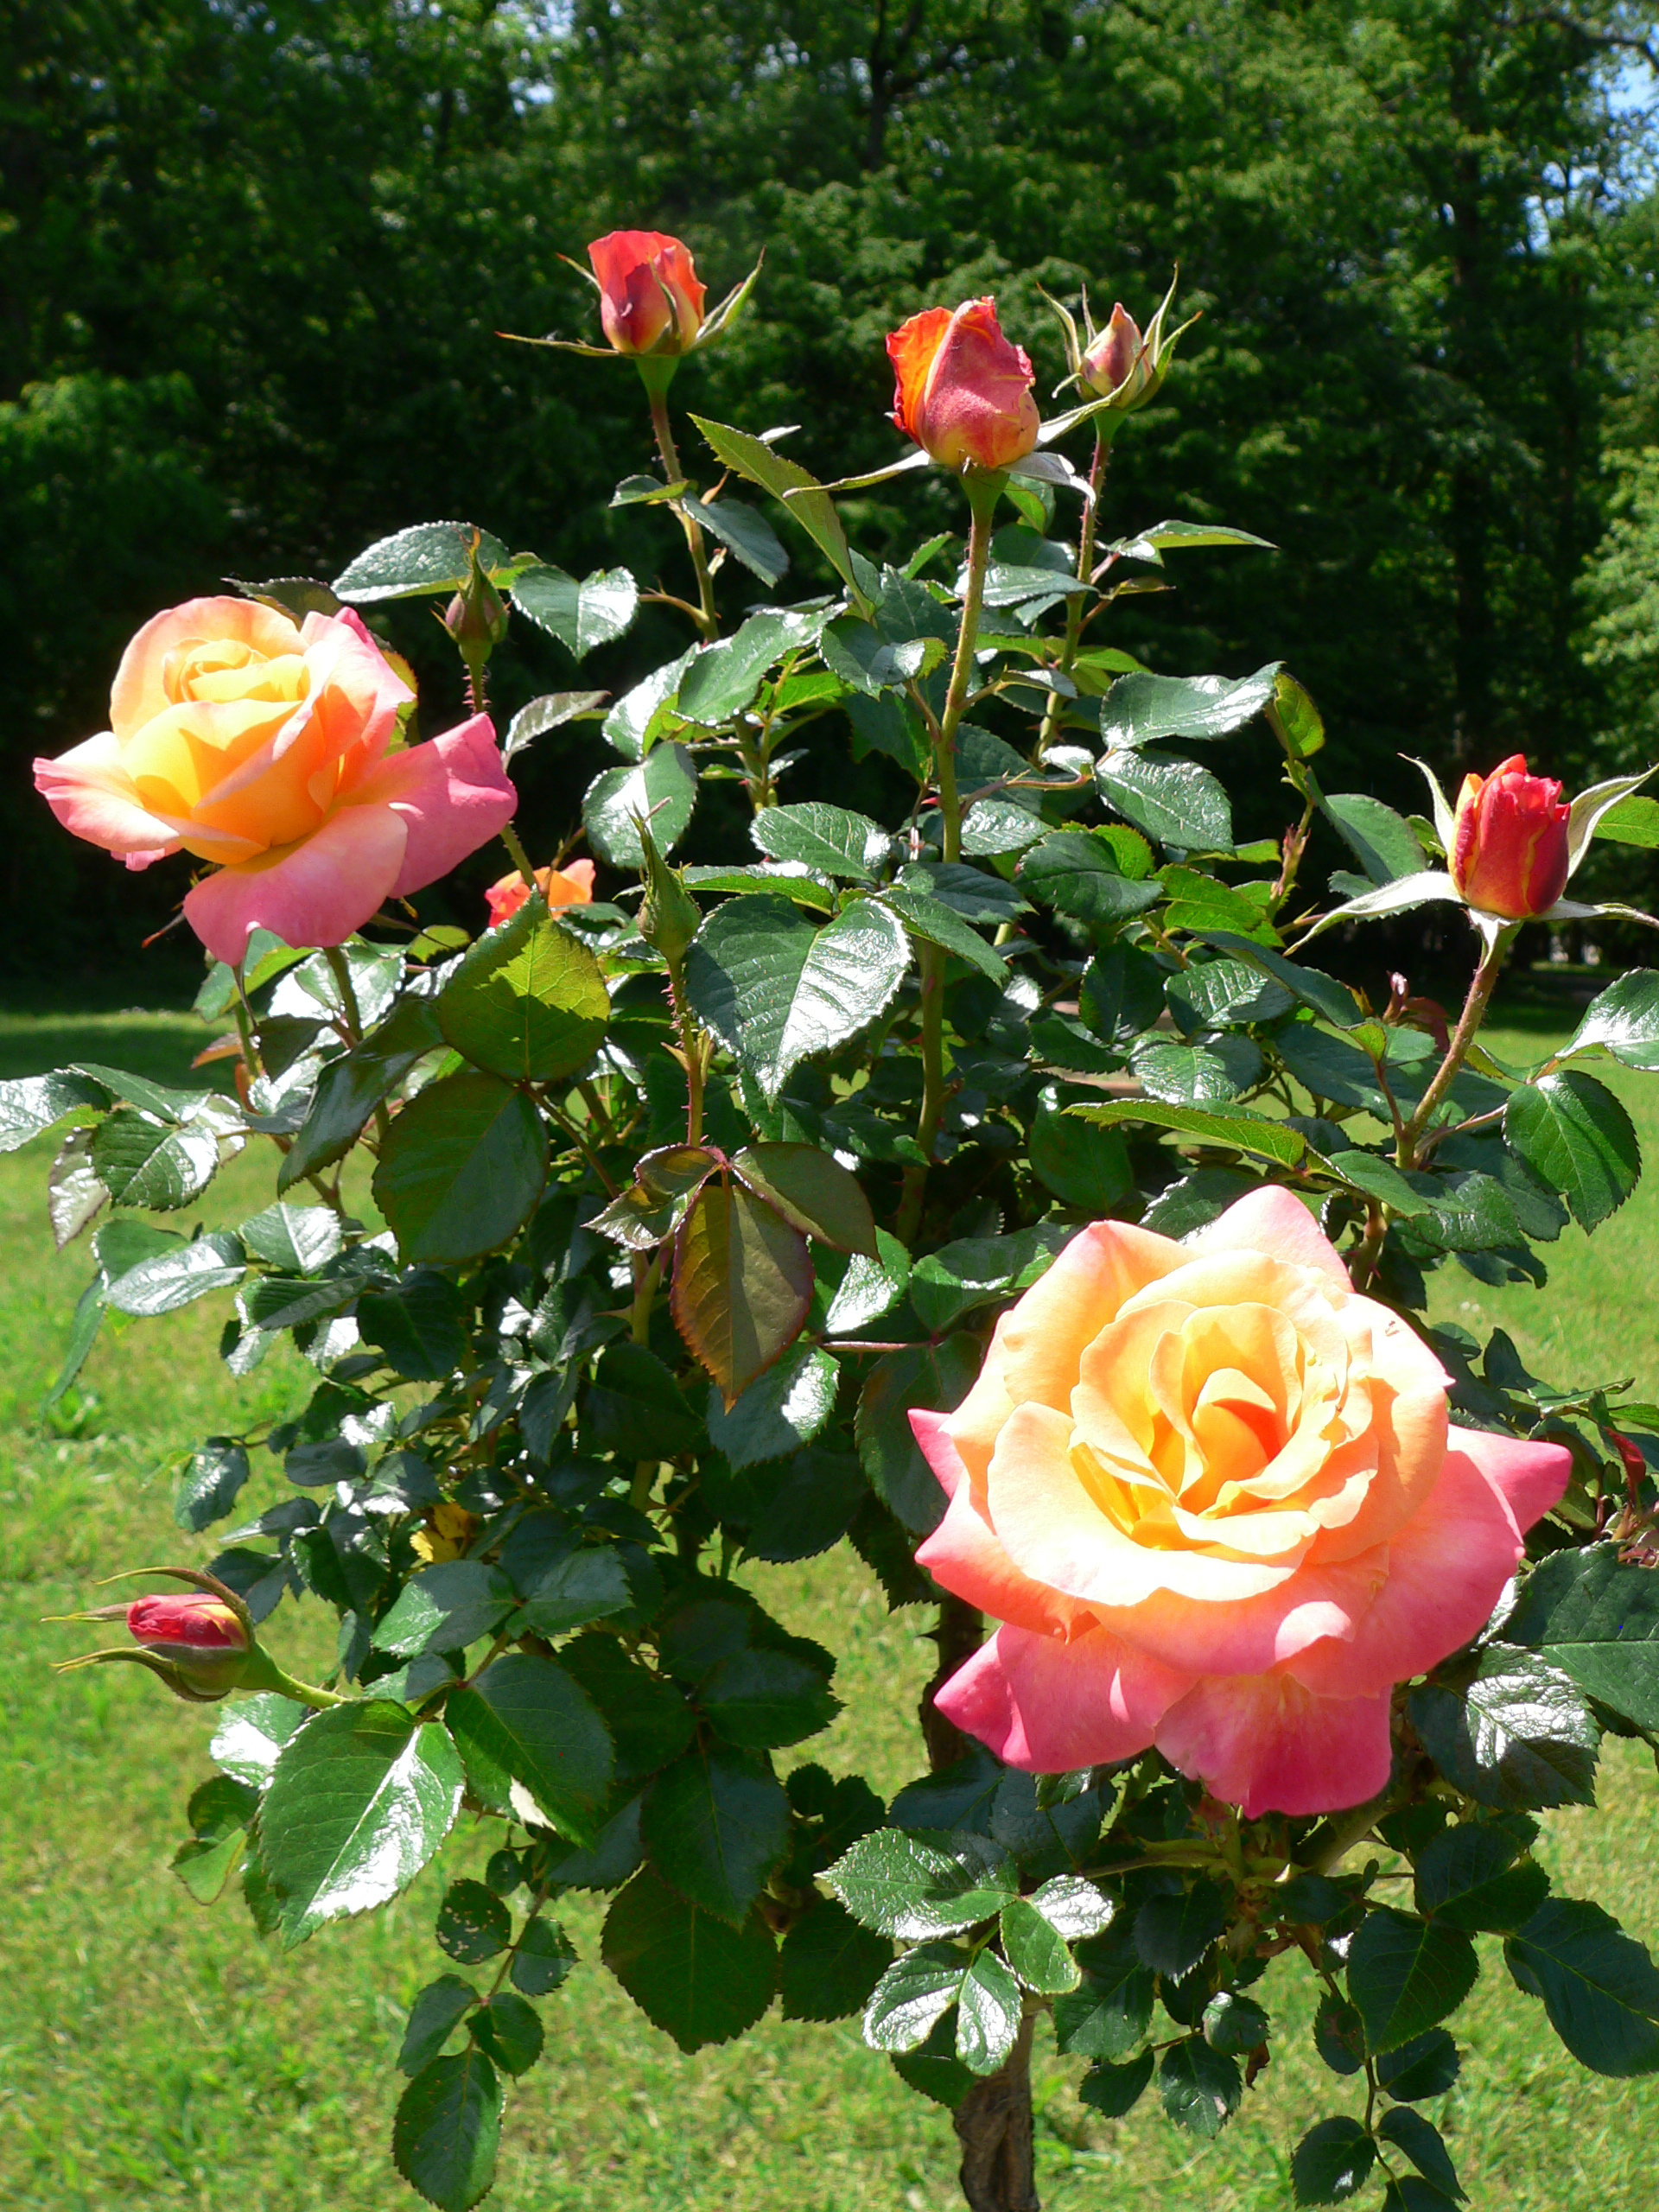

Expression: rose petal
xmin=1190 ymin=1184 xmax=1354 ymax=1294
xmin=182 ymin=804 xmax=408 ymax=964
xmin=353 ymin=714 xmax=518 ymax=896
xmin=1454 ymin=1422 xmax=1571 ymax=1536
xmin=935 ymin=1622 xmax=1189 ymax=1772
xmin=110 ymin=596 xmax=302 ymax=741
xmin=914 ymin=1418 xmax=1084 ymax=1637
xmin=1155 ymin=1671 xmax=1394 ymax=1817
xmin=34 ymin=734 xmax=193 ymax=860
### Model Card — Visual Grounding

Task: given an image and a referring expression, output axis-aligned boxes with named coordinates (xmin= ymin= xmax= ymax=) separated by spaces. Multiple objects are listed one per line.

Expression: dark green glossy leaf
xmin=1017 ymin=830 xmax=1162 ymax=929
xmin=372 ymin=1072 xmax=545 ymax=1264
xmin=1413 ymin=1820 xmax=1549 ymax=1933
xmin=1560 ymin=969 xmax=1659 ymax=1071
xmin=175 ymin=1438 xmax=251 ymax=1532
xmin=731 ymin=1143 xmax=877 ymax=1255
xmin=705 ymin=1344 xmax=839 ymax=1470
xmin=698 ymin=1646 xmax=839 ymax=1749
xmin=1375 ymin=2030 xmax=1460 ymax=2101
xmin=582 ymin=741 xmax=698 ymax=867
xmin=1504 ymin=1897 xmax=1659 ymax=2075
xmin=855 ymin=1334 xmax=981 ymax=1534
xmin=1503 ymin=1545 xmax=1659 ymax=1729
xmin=510 ymin=1916 xmax=576 ymax=1996
xmin=1070 ymin=1096 xmax=1306 ymax=1168
xmin=1409 ymin=1649 xmax=1599 ymax=1810
xmin=1504 ymin=1071 xmax=1639 ymax=1230
xmin=436 ymin=899 xmax=610 ymax=1083
xmin=398 ymin=1975 xmax=478 ymax=2075
xmin=1077 ymin=2048 xmax=1155 ymax=2116
xmin=671 ymin=1179 xmax=813 ymax=1406
xmin=999 ymin=1895 xmax=1079 ymax=1993
xmin=601 ymin=1866 xmax=777 ymax=2052
xmin=908 ymin=1224 xmax=1069 ymax=1333
xmin=1098 ymin=747 xmax=1232 ymax=849
xmin=512 ymin=562 xmax=638 ymax=655
xmin=683 ymin=493 xmax=788 ymax=586
xmin=445 ymin=1653 xmax=613 ymax=1842
xmin=1378 ymin=2108 xmax=1465 ymax=2201
xmin=1291 ymin=2116 xmax=1376 ymax=2205
xmin=1322 ymin=792 xmax=1427 ymax=886
xmin=1134 ymin=1878 xmax=1229 ymax=1980
xmin=641 ymin=1744 xmax=791 ymax=1923
xmin=750 ymin=803 xmax=885 ymax=881
xmin=1159 ymin=2036 xmax=1242 ymax=2139
xmin=956 ymin=1948 xmax=1022 ymax=2075
xmin=470 ymin=1991 xmax=544 ymax=2075
xmin=391 ymin=2049 xmax=502 ymax=2212
xmin=864 ymin=1942 xmax=966 ymax=2050
xmin=357 ymin=1271 xmax=468 ymax=1381
xmin=1346 ymin=1908 xmax=1478 ymax=2054
xmin=1203 ymin=1989 xmax=1270 ymax=2053
xmin=826 ymin=1827 xmax=1017 ymax=1940
xmin=779 ymin=1898 xmax=894 ymax=2021
xmin=436 ymin=1878 xmax=512 ymax=1964
xmin=334 ymin=520 xmax=514 ymax=600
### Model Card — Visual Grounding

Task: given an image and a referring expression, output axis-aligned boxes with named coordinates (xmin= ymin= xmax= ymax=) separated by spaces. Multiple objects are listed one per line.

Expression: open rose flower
xmin=912 ymin=1188 xmax=1569 ymax=1816
xmin=485 ymin=858 xmax=595 ymax=928
xmin=34 ymin=596 xmax=517 ymax=964
xmin=887 ymin=298 xmax=1040 ymax=474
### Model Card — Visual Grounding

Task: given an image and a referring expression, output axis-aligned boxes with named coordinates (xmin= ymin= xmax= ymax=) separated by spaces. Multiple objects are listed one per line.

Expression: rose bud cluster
xmin=1449 ymin=753 xmax=1572 ymax=920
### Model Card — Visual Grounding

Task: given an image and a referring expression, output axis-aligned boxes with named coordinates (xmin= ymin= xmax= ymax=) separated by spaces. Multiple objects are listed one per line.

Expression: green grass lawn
xmin=0 ymin=1001 xmax=1656 ymax=2209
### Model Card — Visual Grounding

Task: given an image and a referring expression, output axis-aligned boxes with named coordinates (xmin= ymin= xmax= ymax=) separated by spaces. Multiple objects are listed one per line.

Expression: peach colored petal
xmin=1454 ymin=1423 xmax=1571 ymax=1535
xmin=913 ymin=298 xmax=1040 ymax=472
xmin=913 ymin=1412 xmax=1084 ymax=1637
xmin=887 ymin=308 xmax=952 ymax=445
xmin=182 ymin=804 xmax=408 ymax=964
xmin=934 ymin=1623 xmax=1191 ymax=1772
xmin=34 ymin=734 xmax=189 ymax=859
xmin=351 ymin=714 xmax=518 ymax=896
xmin=1189 ymin=1183 xmax=1353 ymax=1294
xmin=1154 ymin=1671 xmax=1394 ymax=1817
xmin=111 ymin=597 xmax=301 ymax=741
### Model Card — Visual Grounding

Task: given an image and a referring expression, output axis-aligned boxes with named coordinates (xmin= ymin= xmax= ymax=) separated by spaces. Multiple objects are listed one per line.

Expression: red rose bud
xmin=53 ymin=1574 xmax=257 ymax=1703
xmin=588 ymin=230 xmax=706 ymax=357
xmin=887 ymin=297 xmax=1040 ymax=474
xmin=1449 ymin=753 xmax=1571 ymax=919
xmin=1080 ymin=302 xmax=1154 ymax=404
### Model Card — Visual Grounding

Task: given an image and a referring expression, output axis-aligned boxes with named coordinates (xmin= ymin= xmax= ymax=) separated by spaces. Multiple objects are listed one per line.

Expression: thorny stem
xmin=664 ymin=952 xmax=706 ymax=1147
xmin=499 ymin=820 xmax=541 ymax=896
xmin=1035 ymin=427 xmax=1114 ymax=763
xmin=649 ymin=390 xmax=719 ymax=642
xmin=1398 ymin=925 xmax=1515 ymax=1166
xmin=324 ymin=944 xmax=364 ymax=1045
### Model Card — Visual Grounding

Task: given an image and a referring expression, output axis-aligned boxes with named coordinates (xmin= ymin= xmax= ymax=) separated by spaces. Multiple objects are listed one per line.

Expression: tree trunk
xmin=954 ymin=2008 xmax=1040 ymax=2212
xmin=920 ymin=1591 xmax=983 ymax=1770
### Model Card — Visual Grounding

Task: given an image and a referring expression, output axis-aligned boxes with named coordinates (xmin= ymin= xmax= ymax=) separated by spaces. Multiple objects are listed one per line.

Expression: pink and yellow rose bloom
xmin=33 ymin=595 xmax=517 ymax=964
xmin=912 ymin=1188 xmax=1569 ymax=1816
xmin=887 ymin=298 xmax=1041 ymax=474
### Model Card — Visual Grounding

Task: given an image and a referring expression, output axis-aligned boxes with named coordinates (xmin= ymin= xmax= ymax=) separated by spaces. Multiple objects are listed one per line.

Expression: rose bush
xmin=915 ymin=1187 xmax=1569 ymax=1815
xmin=33 ymin=595 xmax=516 ymax=963
xmin=23 ymin=245 xmax=1659 ymax=2212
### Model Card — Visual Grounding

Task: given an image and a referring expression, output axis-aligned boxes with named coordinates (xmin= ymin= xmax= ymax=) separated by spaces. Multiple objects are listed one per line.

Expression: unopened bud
xmin=53 ymin=1570 xmax=256 ymax=1703
xmin=444 ymin=568 xmax=509 ymax=657
xmin=636 ymin=818 xmax=701 ymax=963
xmin=1080 ymin=303 xmax=1154 ymax=404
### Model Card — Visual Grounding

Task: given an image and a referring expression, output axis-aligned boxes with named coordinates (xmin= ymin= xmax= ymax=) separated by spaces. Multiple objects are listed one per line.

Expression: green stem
xmin=649 ymin=389 xmax=719 ymax=643
xmin=499 ymin=820 xmax=540 ymax=895
xmin=1398 ymin=925 xmax=1514 ymax=1166
xmin=242 ymin=1643 xmax=346 ymax=1709
xmin=323 ymin=944 xmax=364 ymax=1046
xmin=895 ymin=944 xmax=947 ymax=1247
xmin=934 ymin=475 xmax=1002 ymax=863
xmin=664 ymin=952 xmax=705 ymax=1147
xmin=1036 ymin=426 xmax=1114 ymax=763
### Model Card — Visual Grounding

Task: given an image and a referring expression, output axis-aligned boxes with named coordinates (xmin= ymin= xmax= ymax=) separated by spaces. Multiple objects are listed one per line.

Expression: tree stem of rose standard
xmin=648 ymin=390 xmax=720 ymax=642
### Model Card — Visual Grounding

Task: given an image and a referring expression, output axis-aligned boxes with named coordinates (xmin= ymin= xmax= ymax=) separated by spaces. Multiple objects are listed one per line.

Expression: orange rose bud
xmin=1448 ymin=754 xmax=1571 ymax=919
xmin=485 ymin=858 xmax=595 ymax=928
xmin=886 ymin=298 xmax=1040 ymax=473
xmin=1080 ymin=302 xmax=1154 ymax=404
xmin=588 ymin=230 xmax=707 ymax=357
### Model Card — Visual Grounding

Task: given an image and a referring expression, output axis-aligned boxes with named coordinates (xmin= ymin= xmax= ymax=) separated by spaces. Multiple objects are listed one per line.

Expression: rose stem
xmin=646 ymin=385 xmax=720 ymax=642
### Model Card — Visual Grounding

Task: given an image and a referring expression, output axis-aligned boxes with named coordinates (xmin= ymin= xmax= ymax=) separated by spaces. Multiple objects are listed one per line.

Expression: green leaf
xmin=685 ymin=895 xmax=909 ymax=1101
xmin=503 ymin=690 xmax=609 ymax=762
xmin=1159 ymin=2036 xmax=1242 ymax=2139
xmin=772 ymin=1897 xmax=889 ymax=2026
xmin=826 ymin=1827 xmax=1017 ymax=1940
xmin=557 ymin=1632 xmax=695 ymax=1783
xmin=820 ymin=1230 xmax=911 ymax=1336
xmin=675 ymin=613 xmax=795 ymax=727
xmin=1268 ymin=667 xmax=1325 ymax=758
xmin=602 ymin=650 xmax=696 ymax=760
xmin=1197 ymin=933 xmax=1363 ymax=1027
xmin=1291 ymin=2116 xmax=1376 ymax=2205
xmin=1069 ymin=1096 xmax=1306 ymax=1169
xmin=1559 ymin=969 xmax=1659 ymax=1071
xmin=1026 ymin=1874 xmax=1114 ymax=1940
xmin=683 ymin=493 xmax=788 ymax=586
xmin=445 ymin=1653 xmax=613 ymax=1843
xmin=880 ymin=886 xmax=1009 ymax=982
xmin=1000 ymin=1896 xmax=1080 ymax=1993
xmin=1321 ymin=793 xmax=1428 ymax=886
xmin=510 ymin=1917 xmax=576 ymax=1997
xmin=582 ymin=1341 xmax=702 ymax=1458
xmin=1503 ymin=1545 xmax=1659 ymax=1729
xmin=1409 ymin=1649 xmax=1599 ymax=1810
xmin=210 ymin=1693 xmax=307 ymax=1784
xmin=909 ymin=1224 xmax=1069 ymax=1334
xmin=1078 ymin=2048 xmax=1155 ymax=2116
xmin=1099 ymin=664 xmax=1280 ymax=749
xmin=1203 ymin=1989 xmax=1271 ymax=2053
xmin=1375 ymin=2028 xmax=1459 ymax=2100
xmin=1099 ymin=747 xmax=1233 ymax=849
xmin=1345 ymin=1908 xmax=1478 ymax=2054
xmin=897 ymin=860 xmax=1031 ymax=927
xmin=436 ymin=1878 xmax=512 ymax=1964
xmin=372 ymin=1072 xmax=545 ymax=1265
xmin=1504 ymin=1072 xmax=1639 ymax=1229
xmin=357 ymin=1271 xmax=470 ymax=1382
xmin=175 ymin=1438 xmax=251 ymax=1531
xmin=1504 ymin=1897 xmax=1659 ymax=2076
xmin=731 ymin=1143 xmax=876 ymax=1255
xmin=258 ymin=1700 xmax=463 ymax=1946
xmin=399 ymin=1976 xmax=479 ymax=2074
xmin=104 ymin=1232 xmax=246 ymax=1318
xmin=510 ymin=1548 xmax=634 ymax=1638
xmin=690 ymin=416 xmax=860 ymax=595
xmin=821 ymin=619 xmax=946 ymax=694
xmin=1052 ymin=1926 xmax=1154 ymax=2059
xmin=1167 ymin=956 xmax=1295 ymax=1030
xmin=372 ymin=1562 xmax=516 ymax=1657
xmin=1592 ymin=794 xmax=1659 ymax=849
xmin=582 ymin=741 xmax=698 ymax=867
xmin=391 ymin=2050 xmax=502 ymax=2212
xmin=1377 ymin=2108 xmax=1465 ymax=2201
xmin=855 ymin=1334 xmax=981 ymax=1533
xmin=705 ymin=1344 xmax=839 ymax=1470
xmin=1134 ymin=1878 xmax=1230 ymax=1980
xmin=642 ymin=1743 xmax=791 ymax=1924
xmin=239 ymin=1203 xmax=344 ymax=1274
xmin=0 ymin=1068 xmax=110 ymax=1153
xmin=92 ymin=1109 xmax=222 ymax=1211
xmin=171 ymin=1776 xmax=257 ymax=1903
xmin=671 ymin=1179 xmax=814 ymax=1406
xmin=1016 ymin=830 xmax=1163 ymax=929
xmin=278 ymin=994 xmax=444 ymax=1192
xmin=1413 ymin=1821 xmax=1550 ymax=1933
xmin=1132 ymin=1035 xmax=1260 ymax=1104
xmin=436 ymin=899 xmax=610 ymax=1083
xmin=512 ymin=563 xmax=639 ymax=656
xmin=334 ymin=520 xmax=515 ymax=601
xmin=470 ymin=1991 xmax=544 ymax=2076
xmin=956 ymin=1948 xmax=1023 ymax=2075
xmin=698 ymin=1646 xmax=839 ymax=1749
xmin=601 ymin=1866 xmax=777 ymax=2051
xmin=1313 ymin=1991 xmax=1367 ymax=2075
xmin=863 ymin=1942 xmax=966 ymax=2050
xmin=1031 ymin=1095 xmax=1133 ymax=1211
